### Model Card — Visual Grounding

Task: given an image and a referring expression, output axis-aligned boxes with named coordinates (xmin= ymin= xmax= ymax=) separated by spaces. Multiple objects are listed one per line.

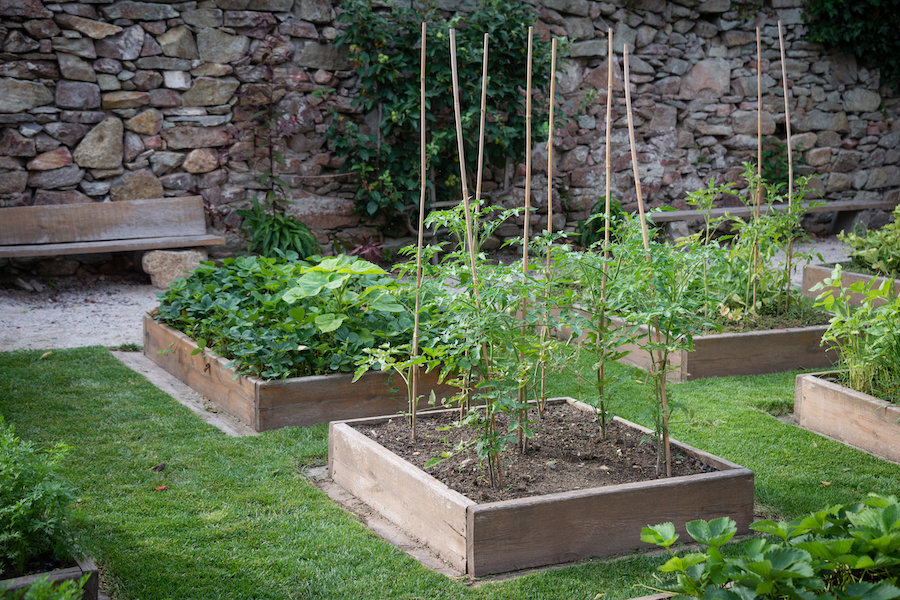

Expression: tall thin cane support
xmin=518 ymin=27 xmax=534 ymax=451
xmin=411 ymin=22 xmax=427 ymax=441
xmin=624 ymin=44 xmax=671 ymax=477
xmin=779 ymin=21 xmax=796 ymax=313
xmin=599 ymin=28 xmax=614 ymax=440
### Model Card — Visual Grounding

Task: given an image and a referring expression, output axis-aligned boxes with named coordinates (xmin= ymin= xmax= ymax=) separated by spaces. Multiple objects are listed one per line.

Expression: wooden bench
xmin=0 ymin=196 xmax=225 ymax=259
xmin=648 ymin=198 xmax=897 ymax=233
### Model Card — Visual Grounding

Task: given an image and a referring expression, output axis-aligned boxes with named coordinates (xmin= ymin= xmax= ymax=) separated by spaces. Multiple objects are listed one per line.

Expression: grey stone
xmin=569 ymin=40 xmax=607 ymax=58
xmin=843 ymin=88 xmax=881 ymax=113
xmin=0 ymin=60 xmax=59 ymax=79
xmin=58 ymin=53 xmax=97 ymax=82
xmin=52 ymin=37 xmax=96 ymax=59
xmin=793 ymin=110 xmax=850 ymax=133
xmin=44 ymin=122 xmax=87 ymax=145
xmin=541 ymin=0 xmax=590 ymax=16
xmin=33 ymin=189 xmax=91 ymax=204
xmin=79 ymin=179 xmax=110 ymax=196
xmin=109 ymin=168 xmax=163 ymax=201
xmin=614 ymin=21 xmax=637 ymax=53
xmin=73 ymin=117 xmax=123 ymax=169
xmin=54 ymin=14 xmax=122 ymax=39
xmin=3 ymin=31 xmax=41 ymax=53
xmin=27 ymin=164 xmax=84 ymax=189
xmin=55 ymin=81 xmax=101 ymax=110
xmin=0 ymin=170 xmax=28 ymax=194
xmin=157 ymin=25 xmax=199 ymax=60
xmin=135 ymin=56 xmax=192 ymax=70
xmin=97 ymin=74 xmax=121 ymax=91
xmin=182 ymin=77 xmax=240 ymax=107
xmin=196 ymin=28 xmax=249 ymax=64
xmin=0 ymin=78 xmax=53 ymax=113
xmin=163 ymin=70 xmax=192 ymax=90
xmin=680 ymin=58 xmax=730 ymax=98
xmin=698 ymin=0 xmax=729 ymax=12
xmin=95 ymin=24 xmax=144 ymax=61
xmin=296 ymin=42 xmax=349 ymax=70
xmin=0 ymin=129 xmax=36 ymax=156
xmin=0 ymin=0 xmax=51 ymax=18
xmin=102 ymin=1 xmax=178 ymax=20
xmin=149 ymin=151 xmax=184 ymax=175
xmin=183 ymin=8 xmax=223 ymax=27
xmin=142 ymin=249 xmax=208 ymax=289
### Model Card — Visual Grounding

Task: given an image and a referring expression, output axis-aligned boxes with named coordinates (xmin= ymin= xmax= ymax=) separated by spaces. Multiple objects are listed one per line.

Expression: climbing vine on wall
xmin=325 ymin=0 xmax=552 ymax=226
xmin=802 ymin=0 xmax=900 ymax=92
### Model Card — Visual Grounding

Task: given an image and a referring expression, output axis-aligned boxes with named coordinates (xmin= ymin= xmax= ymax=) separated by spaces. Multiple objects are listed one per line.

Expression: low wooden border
xmin=794 ymin=372 xmax=900 ymax=464
xmin=0 ymin=556 xmax=99 ymax=600
xmin=143 ymin=315 xmax=458 ymax=431
xmin=329 ymin=398 xmax=755 ymax=577
xmin=801 ymin=264 xmax=898 ymax=308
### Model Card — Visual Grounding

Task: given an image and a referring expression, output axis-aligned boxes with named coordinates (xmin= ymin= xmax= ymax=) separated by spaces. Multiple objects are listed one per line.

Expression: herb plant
xmin=839 ymin=205 xmax=900 ymax=279
xmin=813 ymin=265 xmax=900 ymax=403
xmin=641 ymin=493 xmax=900 ymax=599
xmin=0 ymin=419 xmax=77 ymax=577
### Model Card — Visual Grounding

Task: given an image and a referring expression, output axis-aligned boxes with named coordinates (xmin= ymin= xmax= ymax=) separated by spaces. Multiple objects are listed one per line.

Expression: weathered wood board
xmin=143 ymin=315 xmax=459 ymax=431
xmin=329 ymin=399 xmax=755 ymax=577
xmin=0 ymin=556 xmax=99 ymax=600
xmin=794 ymin=373 xmax=900 ymax=464
xmin=802 ymin=264 xmax=898 ymax=308
xmin=0 ymin=196 xmax=224 ymax=258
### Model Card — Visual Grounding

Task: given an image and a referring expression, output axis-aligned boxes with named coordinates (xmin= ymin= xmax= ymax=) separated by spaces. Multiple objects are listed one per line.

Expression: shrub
xmin=0 ymin=420 xmax=77 ymax=577
xmin=641 ymin=493 xmax=900 ymax=599
xmin=839 ymin=205 xmax=900 ymax=279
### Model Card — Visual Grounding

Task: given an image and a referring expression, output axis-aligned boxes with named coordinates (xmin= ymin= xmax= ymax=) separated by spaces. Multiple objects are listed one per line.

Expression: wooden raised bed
xmin=801 ymin=264 xmax=898 ymax=308
xmin=329 ymin=398 xmax=755 ymax=577
xmin=616 ymin=321 xmax=836 ymax=382
xmin=794 ymin=372 xmax=900 ymax=464
xmin=0 ymin=556 xmax=99 ymax=600
xmin=143 ymin=315 xmax=458 ymax=432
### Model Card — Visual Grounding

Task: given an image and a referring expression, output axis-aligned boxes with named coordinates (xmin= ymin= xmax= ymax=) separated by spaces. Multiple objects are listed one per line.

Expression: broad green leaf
xmin=641 ymin=522 xmax=678 ymax=548
xmin=658 ymin=553 xmax=707 ymax=573
xmin=686 ymin=517 xmax=736 ymax=548
xmin=314 ymin=313 xmax=347 ymax=333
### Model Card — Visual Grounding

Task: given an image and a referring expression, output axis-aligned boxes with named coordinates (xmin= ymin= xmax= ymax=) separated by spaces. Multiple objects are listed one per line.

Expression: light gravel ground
xmin=0 ymin=236 xmax=851 ymax=353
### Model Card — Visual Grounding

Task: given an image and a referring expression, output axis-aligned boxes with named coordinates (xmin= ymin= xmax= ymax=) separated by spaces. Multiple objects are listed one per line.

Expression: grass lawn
xmin=1 ymin=346 xmax=898 ymax=599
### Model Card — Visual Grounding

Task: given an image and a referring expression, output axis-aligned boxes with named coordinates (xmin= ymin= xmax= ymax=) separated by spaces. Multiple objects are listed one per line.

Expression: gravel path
xmin=0 ymin=236 xmax=851 ymax=353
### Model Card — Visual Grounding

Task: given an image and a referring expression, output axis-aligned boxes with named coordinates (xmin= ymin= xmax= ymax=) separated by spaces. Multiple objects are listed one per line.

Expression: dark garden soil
xmin=353 ymin=401 xmax=715 ymax=503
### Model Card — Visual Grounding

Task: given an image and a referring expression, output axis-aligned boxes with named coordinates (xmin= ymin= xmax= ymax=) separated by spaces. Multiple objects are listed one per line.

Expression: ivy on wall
xmin=802 ymin=0 xmax=900 ymax=92
xmin=325 ymin=0 xmax=551 ymax=226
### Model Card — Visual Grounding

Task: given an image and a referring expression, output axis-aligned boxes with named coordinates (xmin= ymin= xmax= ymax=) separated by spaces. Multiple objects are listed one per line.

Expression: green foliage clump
xmin=0 ymin=420 xmax=77 ymax=577
xmin=2 ymin=575 xmax=89 ymax=600
xmin=641 ymin=493 xmax=900 ymax=599
xmin=237 ymin=197 xmax=320 ymax=260
xmin=326 ymin=0 xmax=551 ymax=222
xmin=814 ymin=265 xmax=900 ymax=403
xmin=840 ymin=205 xmax=900 ymax=278
xmin=154 ymin=255 xmax=414 ymax=379
xmin=803 ymin=0 xmax=900 ymax=91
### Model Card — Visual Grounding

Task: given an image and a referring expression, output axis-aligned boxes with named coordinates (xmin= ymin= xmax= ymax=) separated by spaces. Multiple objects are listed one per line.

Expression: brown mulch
xmin=352 ymin=401 xmax=716 ymax=503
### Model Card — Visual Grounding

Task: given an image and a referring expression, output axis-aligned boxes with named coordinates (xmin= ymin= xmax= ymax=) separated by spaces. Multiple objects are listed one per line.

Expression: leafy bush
xmin=326 ymin=0 xmax=551 ymax=222
xmin=237 ymin=197 xmax=320 ymax=260
xmin=154 ymin=255 xmax=415 ymax=379
xmin=839 ymin=205 xmax=900 ymax=279
xmin=0 ymin=420 xmax=77 ymax=577
xmin=641 ymin=493 xmax=900 ymax=599
xmin=2 ymin=575 xmax=88 ymax=600
xmin=813 ymin=265 xmax=900 ymax=403
xmin=803 ymin=0 xmax=900 ymax=91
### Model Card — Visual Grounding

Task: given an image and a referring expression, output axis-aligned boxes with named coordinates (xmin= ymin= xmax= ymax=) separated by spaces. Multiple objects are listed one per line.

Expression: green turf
xmin=1 ymin=347 xmax=897 ymax=599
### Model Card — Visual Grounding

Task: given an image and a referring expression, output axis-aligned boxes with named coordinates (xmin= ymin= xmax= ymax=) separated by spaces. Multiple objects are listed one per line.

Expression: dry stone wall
xmin=0 ymin=0 xmax=897 ymax=256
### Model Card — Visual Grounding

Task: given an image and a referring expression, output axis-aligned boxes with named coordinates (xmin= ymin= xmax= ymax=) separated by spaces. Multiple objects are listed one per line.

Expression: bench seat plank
xmin=648 ymin=198 xmax=897 ymax=223
xmin=0 ymin=234 xmax=225 ymax=258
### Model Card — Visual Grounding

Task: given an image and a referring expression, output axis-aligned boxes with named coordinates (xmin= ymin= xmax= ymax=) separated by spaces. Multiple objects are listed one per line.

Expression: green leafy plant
xmin=813 ymin=265 xmax=900 ymax=402
xmin=803 ymin=0 xmax=900 ymax=91
xmin=641 ymin=493 xmax=900 ymax=599
xmin=575 ymin=196 xmax=625 ymax=249
xmin=226 ymin=18 xmax=320 ymax=259
xmin=154 ymin=255 xmax=412 ymax=379
xmin=326 ymin=0 xmax=552 ymax=223
xmin=839 ymin=205 xmax=900 ymax=279
xmin=2 ymin=575 xmax=89 ymax=600
xmin=0 ymin=419 xmax=77 ymax=577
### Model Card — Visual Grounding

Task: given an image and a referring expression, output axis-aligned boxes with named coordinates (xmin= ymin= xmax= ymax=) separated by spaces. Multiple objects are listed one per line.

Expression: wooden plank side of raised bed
xmin=794 ymin=373 xmax=900 ymax=463
xmin=143 ymin=315 xmax=259 ymax=428
xmin=329 ymin=421 xmax=474 ymax=573
xmin=466 ymin=468 xmax=755 ymax=577
xmin=256 ymin=370 xmax=459 ymax=431
xmin=685 ymin=326 xmax=836 ymax=380
xmin=802 ymin=264 xmax=897 ymax=308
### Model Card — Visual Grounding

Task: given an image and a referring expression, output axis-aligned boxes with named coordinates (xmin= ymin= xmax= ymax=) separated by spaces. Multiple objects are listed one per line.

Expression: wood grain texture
xmin=0 ymin=556 xmax=99 ymax=600
xmin=328 ymin=403 xmax=754 ymax=577
xmin=330 ymin=421 xmax=474 ymax=572
xmin=801 ymin=264 xmax=897 ymax=308
xmin=143 ymin=317 xmax=460 ymax=431
xmin=648 ymin=198 xmax=896 ymax=223
xmin=0 ymin=234 xmax=225 ymax=258
xmin=0 ymin=196 xmax=206 ymax=244
xmin=795 ymin=373 xmax=900 ymax=463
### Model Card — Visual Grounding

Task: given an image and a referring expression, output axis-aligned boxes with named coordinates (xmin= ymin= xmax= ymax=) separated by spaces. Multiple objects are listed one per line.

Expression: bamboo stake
xmin=779 ymin=20 xmax=796 ymax=313
xmin=475 ymin=33 xmax=489 ymax=214
xmin=518 ymin=27 xmax=534 ymax=450
xmin=411 ymin=22 xmax=427 ymax=442
xmin=624 ymin=44 xmax=670 ymax=477
xmin=449 ymin=28 xmax=479 ymax=288
xmin=752 ymin=26 xmax=762 ymax=310
xmin=598 ymin=28 xmax=614 ymax=440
